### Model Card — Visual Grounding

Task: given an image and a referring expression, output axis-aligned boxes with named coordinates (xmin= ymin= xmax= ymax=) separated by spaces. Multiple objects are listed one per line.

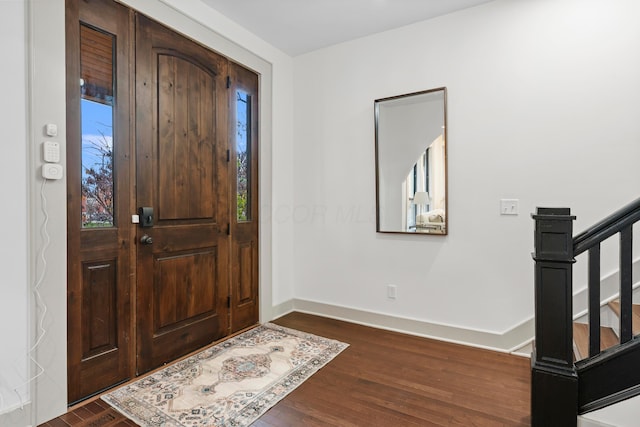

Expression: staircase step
xmin=607 ymin=300 xmax=640 ymax=335
xmin=573 ymin=323 xmax=619 ymax=360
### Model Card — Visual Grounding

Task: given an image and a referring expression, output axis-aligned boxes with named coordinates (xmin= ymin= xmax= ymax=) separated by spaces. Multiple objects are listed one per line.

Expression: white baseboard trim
xmin=271 ymin=299 xmax=295 ymax=320
xmin=269 ymin=258 xmax=640 ymax=356
xmin=0 ymin=402 xmax=32 ymax=427
xmin=271 ymin=298 xmax=534 ymax=354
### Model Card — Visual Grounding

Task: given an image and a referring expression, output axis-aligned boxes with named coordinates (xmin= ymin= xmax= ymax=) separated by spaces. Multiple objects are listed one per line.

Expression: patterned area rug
xmin=102 ymin=323 xmax=348 ymax=426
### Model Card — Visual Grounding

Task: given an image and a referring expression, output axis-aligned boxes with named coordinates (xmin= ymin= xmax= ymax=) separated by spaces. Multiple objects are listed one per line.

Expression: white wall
xmin=7 ymin=0 xmax=640 ymax=424
xmin=292 ymin=0 xmax=640 ymax=337
xmin=0 ymin=0 xmax=29 ymax=417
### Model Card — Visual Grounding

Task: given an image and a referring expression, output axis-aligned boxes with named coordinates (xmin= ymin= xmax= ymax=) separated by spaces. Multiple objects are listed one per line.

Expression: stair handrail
xmin=531 ymin=197 xmax=640 ymax=427
xmin=573 ymin=196 xmax=640 ymax=361
xmin=573 ymin=196 xmax=640 ymax=255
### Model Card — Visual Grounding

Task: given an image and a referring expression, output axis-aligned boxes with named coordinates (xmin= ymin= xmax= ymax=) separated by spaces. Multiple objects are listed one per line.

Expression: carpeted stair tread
xmin=607 ymin=300 xmax=640 ymax=336
xmin=573 ymin=322 xmax=619 ymax=361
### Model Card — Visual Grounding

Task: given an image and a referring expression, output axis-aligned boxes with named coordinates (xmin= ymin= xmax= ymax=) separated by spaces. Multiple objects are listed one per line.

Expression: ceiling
xmin=200 ymin=0 xmax=495 ymax=56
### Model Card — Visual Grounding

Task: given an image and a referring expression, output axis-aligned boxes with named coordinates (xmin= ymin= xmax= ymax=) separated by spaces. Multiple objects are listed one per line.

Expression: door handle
xmin=140 ymin=234 xmax=153 ymax=245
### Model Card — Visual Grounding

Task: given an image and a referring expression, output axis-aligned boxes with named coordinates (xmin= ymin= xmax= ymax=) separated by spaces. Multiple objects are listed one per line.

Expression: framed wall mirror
xmin=375 ymin=87 xmax=448 ymax=235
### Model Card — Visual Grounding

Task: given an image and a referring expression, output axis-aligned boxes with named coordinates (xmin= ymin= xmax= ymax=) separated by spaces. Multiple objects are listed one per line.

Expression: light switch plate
xmin=500 ymin=199 xmax=519 ymax=215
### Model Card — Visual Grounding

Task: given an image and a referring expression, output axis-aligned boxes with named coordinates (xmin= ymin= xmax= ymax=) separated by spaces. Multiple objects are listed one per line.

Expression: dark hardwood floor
xmin=40 ymin=312 xmax=531 ymax=426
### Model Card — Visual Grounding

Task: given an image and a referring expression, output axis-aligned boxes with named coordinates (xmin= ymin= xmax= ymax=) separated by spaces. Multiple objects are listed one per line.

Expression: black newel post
xmin=531 ymin=207 xmax=578 ymax=427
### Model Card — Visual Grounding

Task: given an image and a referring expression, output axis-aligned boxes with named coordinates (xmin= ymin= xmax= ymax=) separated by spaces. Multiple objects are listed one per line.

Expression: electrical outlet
xmin=387 ymin=284 xmax=397 ymax=299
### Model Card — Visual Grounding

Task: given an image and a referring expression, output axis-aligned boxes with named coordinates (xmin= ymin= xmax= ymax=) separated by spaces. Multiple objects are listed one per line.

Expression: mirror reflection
xmin=375 ymin=87 xmax=447 ymax=234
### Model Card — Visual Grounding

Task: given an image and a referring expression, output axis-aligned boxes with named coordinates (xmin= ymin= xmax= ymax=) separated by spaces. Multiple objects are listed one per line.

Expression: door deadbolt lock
xmin=139 ymin=207 xmax=154 ymax=227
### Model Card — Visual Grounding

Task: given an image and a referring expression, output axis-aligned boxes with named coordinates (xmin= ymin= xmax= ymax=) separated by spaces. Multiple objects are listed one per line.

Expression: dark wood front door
xmin=66 ymin=0 xmax=259 ymax=402
xmin=134 ymin=15 xmax=230 ymax=374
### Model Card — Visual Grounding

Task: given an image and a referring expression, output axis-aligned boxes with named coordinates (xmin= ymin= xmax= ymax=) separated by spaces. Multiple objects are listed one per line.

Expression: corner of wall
xmin=29 ymin=0 xmax=69 ymax=424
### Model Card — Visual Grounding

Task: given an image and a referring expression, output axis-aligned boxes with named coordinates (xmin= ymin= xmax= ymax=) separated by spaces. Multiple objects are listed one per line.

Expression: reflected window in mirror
xmin=375 ymin=87 xmax=447 ymax=235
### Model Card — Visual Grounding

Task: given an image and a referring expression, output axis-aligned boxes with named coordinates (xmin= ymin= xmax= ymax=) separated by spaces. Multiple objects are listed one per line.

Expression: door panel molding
xmin=235 ymin=241 xmax=256 ymax=305
xmin=156 ymin=52 xmax=218 ymax=221
xmin=81 ymin=259 xmax=118 ymax=359
xmin=153 ymin=248 xmax=219 ymax=333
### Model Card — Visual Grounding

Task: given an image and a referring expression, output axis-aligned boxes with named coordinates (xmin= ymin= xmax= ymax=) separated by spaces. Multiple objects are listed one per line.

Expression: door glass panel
xmin=236 ymin=90 xmax=251 ymax=221
xmin=80 ymin=25 xmax=115 ymax=228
